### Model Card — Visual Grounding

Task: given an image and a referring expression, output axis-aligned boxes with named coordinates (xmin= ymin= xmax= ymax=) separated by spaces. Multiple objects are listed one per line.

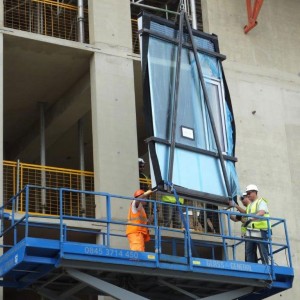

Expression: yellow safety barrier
xmin=3 ymin=160 xmax=94 ymax=218
xmin=3 ymin=160 xmax=217 ymax=232
xmin=4 ymin=0 xmax=89 ymax=43
xmin=131 ymin=18 xmax=140 ymax=54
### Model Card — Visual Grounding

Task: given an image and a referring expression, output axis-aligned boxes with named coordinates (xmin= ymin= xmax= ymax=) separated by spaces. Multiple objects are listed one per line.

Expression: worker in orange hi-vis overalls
xmin=126 ymin=189 xmax=153 ymax=251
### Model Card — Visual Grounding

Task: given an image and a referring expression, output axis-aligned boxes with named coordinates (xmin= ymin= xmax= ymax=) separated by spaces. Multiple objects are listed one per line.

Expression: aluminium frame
xmin=140 ymin=12 xmax=236 ymax=205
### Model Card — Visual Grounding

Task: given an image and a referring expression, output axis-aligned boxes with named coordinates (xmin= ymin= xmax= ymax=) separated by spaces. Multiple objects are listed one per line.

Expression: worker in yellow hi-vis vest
xmin=242 ymin=184 xmax=270 ymax=264
xmin=161 ymin=195 xmax=184 ymax=228
xmin=230 ymin=193 xmax=252 ymax=260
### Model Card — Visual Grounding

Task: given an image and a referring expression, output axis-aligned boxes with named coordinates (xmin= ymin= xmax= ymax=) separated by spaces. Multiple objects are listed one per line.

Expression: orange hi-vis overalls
xmin=126 ymin=202 xmax=150 ymax=252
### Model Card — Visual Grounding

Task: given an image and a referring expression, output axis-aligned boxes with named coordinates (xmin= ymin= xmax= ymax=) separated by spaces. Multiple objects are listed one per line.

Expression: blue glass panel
xmin=175 ymin=48 xmax=207 ymax=149
xmin=154 ymin=143 xmax=227 ymax=196
xmin=150 ymin=21 xmax=178 ymax=39
xmin=226 ymin=161 xmax=240 ymax=198
xmin=145 ymin=19 xmax=238 ymax=200
xmin=148 ymin=37 xmax=177 ymax=140
xmin=191 ymin=53 xmax=220 ymax=79
xmin=150 ymin=21 xmax=215 ymax=52
xmin=205 ymin=81 xmax=225 ymax=151
xmin=225 ymin=102 xmax=234 ymax=156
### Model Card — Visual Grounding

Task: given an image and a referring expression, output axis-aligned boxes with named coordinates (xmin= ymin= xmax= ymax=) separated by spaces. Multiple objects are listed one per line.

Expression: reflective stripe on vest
xmin=126 ymin=202 xmax=148 ymax=236
xmin=241 ymin=226 xmax=247 ymax=234
xmin=161 ymin=195 xmax=184 ymax=204
xmin=241 ymin=205 xmax=251 ymax=234
xmin=248 ymin=198 xmax=270 ymax=230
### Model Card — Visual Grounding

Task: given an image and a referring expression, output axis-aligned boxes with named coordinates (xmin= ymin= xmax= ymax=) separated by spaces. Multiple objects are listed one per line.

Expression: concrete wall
xmin=88 ymin=0 xmax=138 ymax=244
xmin=202 ymin=0 xmax=300 ymax=298
xmin=0 ymin=1 xmax=3 ymax=27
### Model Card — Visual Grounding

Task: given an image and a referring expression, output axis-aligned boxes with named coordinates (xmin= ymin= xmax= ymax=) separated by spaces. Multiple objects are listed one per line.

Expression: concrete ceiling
xmin=4 ymin=34 xmax=94 ymax=170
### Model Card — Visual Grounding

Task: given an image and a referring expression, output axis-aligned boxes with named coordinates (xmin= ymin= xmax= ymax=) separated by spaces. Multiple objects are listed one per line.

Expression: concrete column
xmin=89 ymin=1 xmax=138 ymax=248
xmin=0 ymin=0 xmax=3 ymax=27
xmin=78 ymin=118 xmax=86 ymax=217
xmin=88 ymin=0 xmax=132 ymax=48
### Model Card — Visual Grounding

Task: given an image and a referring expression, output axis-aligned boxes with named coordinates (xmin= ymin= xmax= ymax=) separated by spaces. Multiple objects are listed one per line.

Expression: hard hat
xmin=245 ymin=184 xmax=258 ymax=192
xmin=138 ymin=158 xmax=145 ymax=165
xmin=134 ymin=189 xmax=145 ymax=198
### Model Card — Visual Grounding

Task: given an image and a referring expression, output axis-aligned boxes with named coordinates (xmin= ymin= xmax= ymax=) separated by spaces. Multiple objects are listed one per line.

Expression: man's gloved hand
xmin=229 ymin=200 xmax=235 ymax=207
xmin=235 ymin=215 xmax=242 ymax=221
xmin=243 ymin=219 xmax=252 ymax=227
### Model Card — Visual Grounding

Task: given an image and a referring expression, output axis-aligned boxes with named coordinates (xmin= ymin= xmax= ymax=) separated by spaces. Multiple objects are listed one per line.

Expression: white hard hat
xmin=246 ymin=184 xmax=258 ymax=192
xmin=138 ymin=158 xmax=145 ymax=164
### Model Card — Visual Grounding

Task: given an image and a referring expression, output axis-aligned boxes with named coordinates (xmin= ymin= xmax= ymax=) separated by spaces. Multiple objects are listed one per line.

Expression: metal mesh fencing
xmin=3 ymin=161 xmax=95 ymax=217
xmin=3 ymin=160 xmax=218 ymax=231
xmin=4 ymin=0 xmax=89 ymax=43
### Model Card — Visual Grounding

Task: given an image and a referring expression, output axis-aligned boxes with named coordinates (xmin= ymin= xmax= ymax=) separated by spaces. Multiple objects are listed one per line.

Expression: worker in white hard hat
xmin=138 ymin=158 xmax=145 ymax=165
xmin=243 ymin=184 xmax=270 ymax=264
xmin=138 ymin=158 xmax=150 ymax=190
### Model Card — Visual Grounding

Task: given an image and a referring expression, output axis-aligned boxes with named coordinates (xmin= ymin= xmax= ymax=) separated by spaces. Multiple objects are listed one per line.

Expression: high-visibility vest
xmin=126 ymin=202 xmax=149 ymax=236
xmin=161 ymin=195 xmax=184 ymax=205
xmin=247 ymin=198 xmax=270 ymax=230
xmin=241 ymin=205 xmax=251 ymax=234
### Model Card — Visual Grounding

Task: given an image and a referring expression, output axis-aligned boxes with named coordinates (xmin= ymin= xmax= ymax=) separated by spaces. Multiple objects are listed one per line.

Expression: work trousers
xmin=245 ymin=230 xmax=269 ymax=264
xmin=162 ymin=203 xmax=182 ymax=228
xmin=127 ymin=232 xmax=146 ymax=252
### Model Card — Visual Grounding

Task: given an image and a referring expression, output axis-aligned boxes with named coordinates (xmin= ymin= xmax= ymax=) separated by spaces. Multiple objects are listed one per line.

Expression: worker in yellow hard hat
xmin=126 ymin=189 xmax=153 ymax=251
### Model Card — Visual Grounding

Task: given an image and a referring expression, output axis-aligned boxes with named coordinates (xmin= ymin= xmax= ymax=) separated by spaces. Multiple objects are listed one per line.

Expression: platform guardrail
xmin=0 ymin=185 xmax=293 ymax=276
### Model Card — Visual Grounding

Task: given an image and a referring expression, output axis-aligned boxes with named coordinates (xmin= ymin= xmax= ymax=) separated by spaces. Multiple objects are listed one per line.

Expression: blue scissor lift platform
xmin=0 ymin=186 xmax=294 ymax=300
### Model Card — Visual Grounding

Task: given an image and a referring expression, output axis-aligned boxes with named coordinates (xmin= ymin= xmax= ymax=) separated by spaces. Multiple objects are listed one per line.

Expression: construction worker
xmin=243 ymin=184 xmax=270 ymax=264
xmin=230 ymin=193 xmax=250 ymax=219
xmin=126 ymin=189 xmax=153 ymax=252
xmin=161 ymin=194 xmax=184 ymax=228
xmin=199 ymin=203 xmax=218 ymax=233
xmin=230 ymin=193 xmax=250 ymax=227
xmin=138 ymin=158 xmax=151 ymax=215
xmin=138 ymin=158 xmax=150 ymax=191
xmin=230 ymin=193 xmax=253 ymax=260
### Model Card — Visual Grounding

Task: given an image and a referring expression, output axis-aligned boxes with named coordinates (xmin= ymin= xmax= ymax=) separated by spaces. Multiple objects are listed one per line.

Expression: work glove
xmin=243 ymin=219 xmax=252 ymax=227
xmin=235 ymin=215 xmax=242 ymax=221
xmin=228 ymin=200 xmax=235 ymax=207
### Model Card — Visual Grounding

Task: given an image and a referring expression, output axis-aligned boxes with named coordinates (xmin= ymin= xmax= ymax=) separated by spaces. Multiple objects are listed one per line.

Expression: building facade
xmin=202 ymin=1 xmax=300 ymax=299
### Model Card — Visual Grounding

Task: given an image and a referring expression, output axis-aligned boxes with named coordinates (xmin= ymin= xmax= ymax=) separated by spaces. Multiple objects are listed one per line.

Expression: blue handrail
xmin=0 ymin=185 xmax=293 ymax=270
